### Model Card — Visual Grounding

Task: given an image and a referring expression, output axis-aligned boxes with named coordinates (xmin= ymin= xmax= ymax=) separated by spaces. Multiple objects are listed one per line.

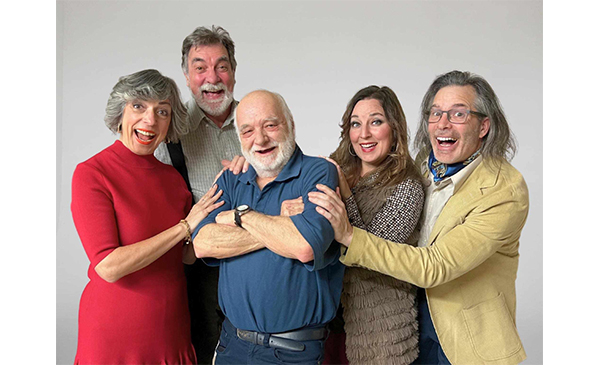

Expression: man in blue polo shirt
xmin=192 ymin=89 xmax=344 ymax=364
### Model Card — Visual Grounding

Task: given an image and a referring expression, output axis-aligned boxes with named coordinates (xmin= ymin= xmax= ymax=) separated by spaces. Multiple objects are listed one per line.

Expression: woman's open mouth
xmin=135 ymin=129 xmax=156 ymax=145
xmin=359 ymin=142 xmax=377 ymax=152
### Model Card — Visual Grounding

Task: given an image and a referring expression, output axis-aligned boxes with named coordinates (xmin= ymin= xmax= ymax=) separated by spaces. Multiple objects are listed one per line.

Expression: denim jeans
xmin=413 ymin=288 xmax=451 ymax=365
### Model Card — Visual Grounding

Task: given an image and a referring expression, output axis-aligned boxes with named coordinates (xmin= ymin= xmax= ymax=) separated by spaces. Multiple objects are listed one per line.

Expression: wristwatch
xmin=234 ymin=204 xmax=252 ymax=228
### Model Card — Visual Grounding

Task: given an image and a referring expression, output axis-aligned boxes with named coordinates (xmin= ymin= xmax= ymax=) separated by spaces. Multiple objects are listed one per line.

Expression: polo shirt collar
xmin=187 ymin=99 xmax=238 ymax=131
xmin=240 ymin=145 xmax=303 ymax=185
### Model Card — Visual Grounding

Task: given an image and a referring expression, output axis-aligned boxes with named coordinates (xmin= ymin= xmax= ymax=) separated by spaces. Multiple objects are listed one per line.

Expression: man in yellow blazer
xmin=308 ymin=70 xmax=529 ymax=364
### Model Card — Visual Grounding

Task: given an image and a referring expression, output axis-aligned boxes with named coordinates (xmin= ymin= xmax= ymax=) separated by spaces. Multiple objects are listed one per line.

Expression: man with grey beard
xmin=154 ymin=25 xmax=244 ymax=364
xmin=191 ymin=90 xmax=345 ymax=365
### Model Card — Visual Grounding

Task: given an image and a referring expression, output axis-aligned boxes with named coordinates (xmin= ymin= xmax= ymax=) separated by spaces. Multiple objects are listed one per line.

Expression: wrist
xmin=179 ymin=219 xmax=192 ymax=245
xmin=234 ymin=204 xmax=253 ymax=228
xmin=342 ymin=226 xmax=353 ymax=247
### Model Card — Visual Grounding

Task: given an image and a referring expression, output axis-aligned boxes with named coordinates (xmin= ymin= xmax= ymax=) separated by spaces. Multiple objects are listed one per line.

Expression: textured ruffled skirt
xmin=342 ymin=266 xmax=419 ymax=365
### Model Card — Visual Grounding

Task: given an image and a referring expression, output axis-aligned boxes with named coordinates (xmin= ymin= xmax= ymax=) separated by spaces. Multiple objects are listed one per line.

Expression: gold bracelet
xmin=180 ymin=219 xmax=192 ymax=245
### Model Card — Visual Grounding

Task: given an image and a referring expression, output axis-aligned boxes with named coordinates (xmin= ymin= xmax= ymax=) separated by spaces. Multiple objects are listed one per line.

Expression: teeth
xmin=360 ymin=143 xmax=377 ymax=148
xmin=437 ymin=137 xmax=456 ymax=142
xmin=136 ymin=129 xmax=155 ymax=137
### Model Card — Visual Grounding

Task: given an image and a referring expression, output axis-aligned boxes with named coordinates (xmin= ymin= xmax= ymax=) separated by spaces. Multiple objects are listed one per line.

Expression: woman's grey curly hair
xmin=104 ymin=69 xmax=189 ymax=143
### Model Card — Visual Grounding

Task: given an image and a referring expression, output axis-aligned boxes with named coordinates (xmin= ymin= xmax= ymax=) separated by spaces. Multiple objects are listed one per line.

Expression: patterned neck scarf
xmin=428 ymin=149 xmax=481 ymax=182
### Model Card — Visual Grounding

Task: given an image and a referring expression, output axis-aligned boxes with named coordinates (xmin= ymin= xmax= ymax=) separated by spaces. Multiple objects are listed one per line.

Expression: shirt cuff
xmin=339 ymin=226 xmax=366 ymax=266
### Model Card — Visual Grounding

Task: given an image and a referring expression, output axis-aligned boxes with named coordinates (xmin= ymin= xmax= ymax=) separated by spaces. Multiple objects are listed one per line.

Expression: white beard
xmin=242 ymin=132 xmax=296 ymax=178
xmin=191 ymin=82 xmax=234 ymax=117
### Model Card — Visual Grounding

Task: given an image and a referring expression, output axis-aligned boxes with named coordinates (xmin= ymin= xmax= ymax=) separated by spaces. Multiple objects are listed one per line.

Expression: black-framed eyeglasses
xmin=427 ymin=107 xmax=487 ymax=124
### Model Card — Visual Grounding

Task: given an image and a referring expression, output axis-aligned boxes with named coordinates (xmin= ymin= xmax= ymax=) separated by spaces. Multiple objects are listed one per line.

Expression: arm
xmin=192 ymin=197 xmax=305 ymax=260
xmin=94 ymin=223 xmax=192 ymax=282
xmin=97 ymin=185 xmax=223 ymax=281
xmin=72 ymin=164 xmax=223 ymax=283
xmin=212 ymin=210 xmax=315 ymax=262
xmin=193 ymin=222 xmax=265 ymax=259
xmin=246 ymin=214 xmax=315 ymax=262
xmin=313 ymin=181 xmax=528 ymax=288
xmin=194 ymin=159 xmax=338 ymax=268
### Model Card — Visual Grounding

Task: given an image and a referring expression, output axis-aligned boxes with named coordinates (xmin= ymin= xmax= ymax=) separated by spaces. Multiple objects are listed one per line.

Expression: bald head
xmin=236 ymin=90 xmax=294 ymax=134
xmin=235 ymin=89 xmax=296 ymax=178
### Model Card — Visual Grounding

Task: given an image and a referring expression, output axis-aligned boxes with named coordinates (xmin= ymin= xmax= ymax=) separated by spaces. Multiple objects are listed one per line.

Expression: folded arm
xmin=228 ymin=210 xmax=315 ymax=262
xmin=192 ymin=222 xmax=265 ymax=259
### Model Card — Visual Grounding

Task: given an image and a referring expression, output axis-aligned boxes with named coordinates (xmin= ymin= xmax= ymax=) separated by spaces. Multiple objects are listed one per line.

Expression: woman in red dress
xmin=71 ymin=69 xmax=224 ymax=364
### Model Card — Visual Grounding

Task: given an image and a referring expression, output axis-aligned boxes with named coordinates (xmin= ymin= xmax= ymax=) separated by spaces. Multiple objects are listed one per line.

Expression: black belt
xmin=225 ymin=318 xmax=328 ymax=352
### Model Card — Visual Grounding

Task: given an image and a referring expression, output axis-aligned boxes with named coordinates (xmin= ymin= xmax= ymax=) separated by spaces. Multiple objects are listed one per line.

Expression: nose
xmin=205 ymin=67 xmax=221 ymax=84
xmin=255 ymin=128 xmax=269 ymax=146
xmin=143 ymin=108 xmax=156 ymax=125
xmin=359 ymin=124 xmax=372 ymax=139
xmin=437 ymin=112 xmax=452 ymax=129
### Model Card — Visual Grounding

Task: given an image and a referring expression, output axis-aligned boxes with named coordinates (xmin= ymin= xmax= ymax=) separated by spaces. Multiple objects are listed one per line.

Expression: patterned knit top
xmin=342 ymin=173 xmax=424 ymax=365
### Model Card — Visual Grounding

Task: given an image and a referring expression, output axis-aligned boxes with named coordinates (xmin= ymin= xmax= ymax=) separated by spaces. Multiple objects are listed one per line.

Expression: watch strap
xmin=234 ymin=210 xmax=243 ymax=228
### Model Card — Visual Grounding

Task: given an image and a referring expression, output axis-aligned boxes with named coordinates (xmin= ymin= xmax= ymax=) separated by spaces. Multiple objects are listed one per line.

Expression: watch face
xmin=236 ymin=204 xmax=249 ymax=212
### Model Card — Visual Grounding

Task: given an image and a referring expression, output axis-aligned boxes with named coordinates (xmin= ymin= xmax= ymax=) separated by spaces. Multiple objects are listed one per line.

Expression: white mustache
xmin=200 ymin=83 xmax=227 ymax=92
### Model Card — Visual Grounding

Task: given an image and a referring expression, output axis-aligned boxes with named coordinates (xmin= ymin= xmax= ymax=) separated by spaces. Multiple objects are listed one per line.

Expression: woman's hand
xmin=185 ymin=184 xmax=225 ymax=229
xmin=308 ymin=184 xmax=354 ymax=246
xmin=280 ymin=197 xmax=304 ymax=216
xmin=320 ymin=156 xmax=352 ymax=200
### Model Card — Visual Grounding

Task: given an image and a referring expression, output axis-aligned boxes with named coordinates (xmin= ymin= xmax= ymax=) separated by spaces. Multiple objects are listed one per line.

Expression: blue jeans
xmin=413 ymin=288 xmax=451 ymax=365
xmin=215 ymin=318 xmax=325 ymax=365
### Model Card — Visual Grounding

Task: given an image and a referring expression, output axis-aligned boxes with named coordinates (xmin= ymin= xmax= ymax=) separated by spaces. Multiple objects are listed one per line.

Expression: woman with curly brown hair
xmin=313 ymin=85 xmax=424 ymax=365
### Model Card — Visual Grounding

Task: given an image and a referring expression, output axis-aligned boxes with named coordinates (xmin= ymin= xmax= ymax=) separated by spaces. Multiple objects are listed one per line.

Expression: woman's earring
xmin=349 ymin=145 xmax=357 ymax=157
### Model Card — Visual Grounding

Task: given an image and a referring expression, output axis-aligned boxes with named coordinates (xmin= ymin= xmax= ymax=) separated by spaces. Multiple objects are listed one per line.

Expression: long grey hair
xmin=414 ymin=70 xmax=517 ymax=161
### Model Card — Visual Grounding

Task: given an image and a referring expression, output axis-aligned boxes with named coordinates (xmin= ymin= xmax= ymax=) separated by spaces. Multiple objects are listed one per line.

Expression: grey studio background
xmin=56 ymin=1 xmax=543 ymax=364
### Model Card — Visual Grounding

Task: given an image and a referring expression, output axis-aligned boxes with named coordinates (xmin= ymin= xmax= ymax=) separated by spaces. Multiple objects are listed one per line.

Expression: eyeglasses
xmin=427 ymin=107 xmax=486 ymax=124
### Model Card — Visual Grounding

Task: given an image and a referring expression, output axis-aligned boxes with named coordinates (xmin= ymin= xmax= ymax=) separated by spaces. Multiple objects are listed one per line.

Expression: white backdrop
xmin=57 ymin=1 xmax=543 ymax=363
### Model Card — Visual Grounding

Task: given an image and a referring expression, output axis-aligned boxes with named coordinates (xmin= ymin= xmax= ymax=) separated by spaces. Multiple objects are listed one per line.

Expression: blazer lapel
xmin=426 ymin=159 xmax=501 ymax=246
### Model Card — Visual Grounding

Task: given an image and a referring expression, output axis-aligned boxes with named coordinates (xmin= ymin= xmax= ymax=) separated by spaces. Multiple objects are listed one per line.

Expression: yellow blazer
xmin=340 ymin=157 xmax=529 ymax=364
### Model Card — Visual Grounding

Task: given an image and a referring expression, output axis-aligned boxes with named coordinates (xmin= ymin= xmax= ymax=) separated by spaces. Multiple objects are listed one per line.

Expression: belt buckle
xmin=237 ymin=329 xmax=255 ymax=344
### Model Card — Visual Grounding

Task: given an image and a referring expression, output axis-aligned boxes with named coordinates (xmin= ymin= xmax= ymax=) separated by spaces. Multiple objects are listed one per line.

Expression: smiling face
xmin=349 ymin=98 xmax=393 ymax=175
xmin=185 ymin=43 xmax=236 ymax=118
xmin=428 ymin=85 xmax=490 ymax=164
xmin=119 ymin=100 xmax=171 ymax=155
xmin=236 ymin=91 xmax=296 ymax=177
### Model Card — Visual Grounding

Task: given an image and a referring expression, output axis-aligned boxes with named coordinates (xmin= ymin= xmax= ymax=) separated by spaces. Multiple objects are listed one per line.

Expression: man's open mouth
xmin=437 ymin=137 xmax=457 ymax=147
xmin=255 ymin=146 xmax=277 ymax=155
xmin=202 ymin=90 xmax=225 ymax=99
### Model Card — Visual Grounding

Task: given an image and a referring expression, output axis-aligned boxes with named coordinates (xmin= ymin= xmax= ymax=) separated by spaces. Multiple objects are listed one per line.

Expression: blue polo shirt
xmin=192 ymin=146 xmax=345 ymax=333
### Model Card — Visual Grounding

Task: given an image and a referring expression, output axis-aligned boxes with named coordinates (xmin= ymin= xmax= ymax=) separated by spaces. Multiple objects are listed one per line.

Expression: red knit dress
xmin=71 ymin=140 xmax=196 ymax=365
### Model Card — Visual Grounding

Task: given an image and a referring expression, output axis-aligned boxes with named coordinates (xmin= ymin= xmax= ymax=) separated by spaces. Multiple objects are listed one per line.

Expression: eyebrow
xmin=158 ymin=101 xmax=171 ymax=105
xmin=431 ymin=103 xmax=469 ymax=108
xmin=190 ymin=56 xmax=230 ymax=64
xmin=351 ymin=112 xmax=385 ymax=119
xmin=238 ymin=117 xmax=280 ymax=131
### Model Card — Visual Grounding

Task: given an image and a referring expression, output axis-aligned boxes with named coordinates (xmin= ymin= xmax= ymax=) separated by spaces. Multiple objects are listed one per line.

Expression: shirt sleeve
xmin=71 ymin=163 xmax=119 ymax=269
xmin=290 ymin=159 xmax=339 ymax=271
